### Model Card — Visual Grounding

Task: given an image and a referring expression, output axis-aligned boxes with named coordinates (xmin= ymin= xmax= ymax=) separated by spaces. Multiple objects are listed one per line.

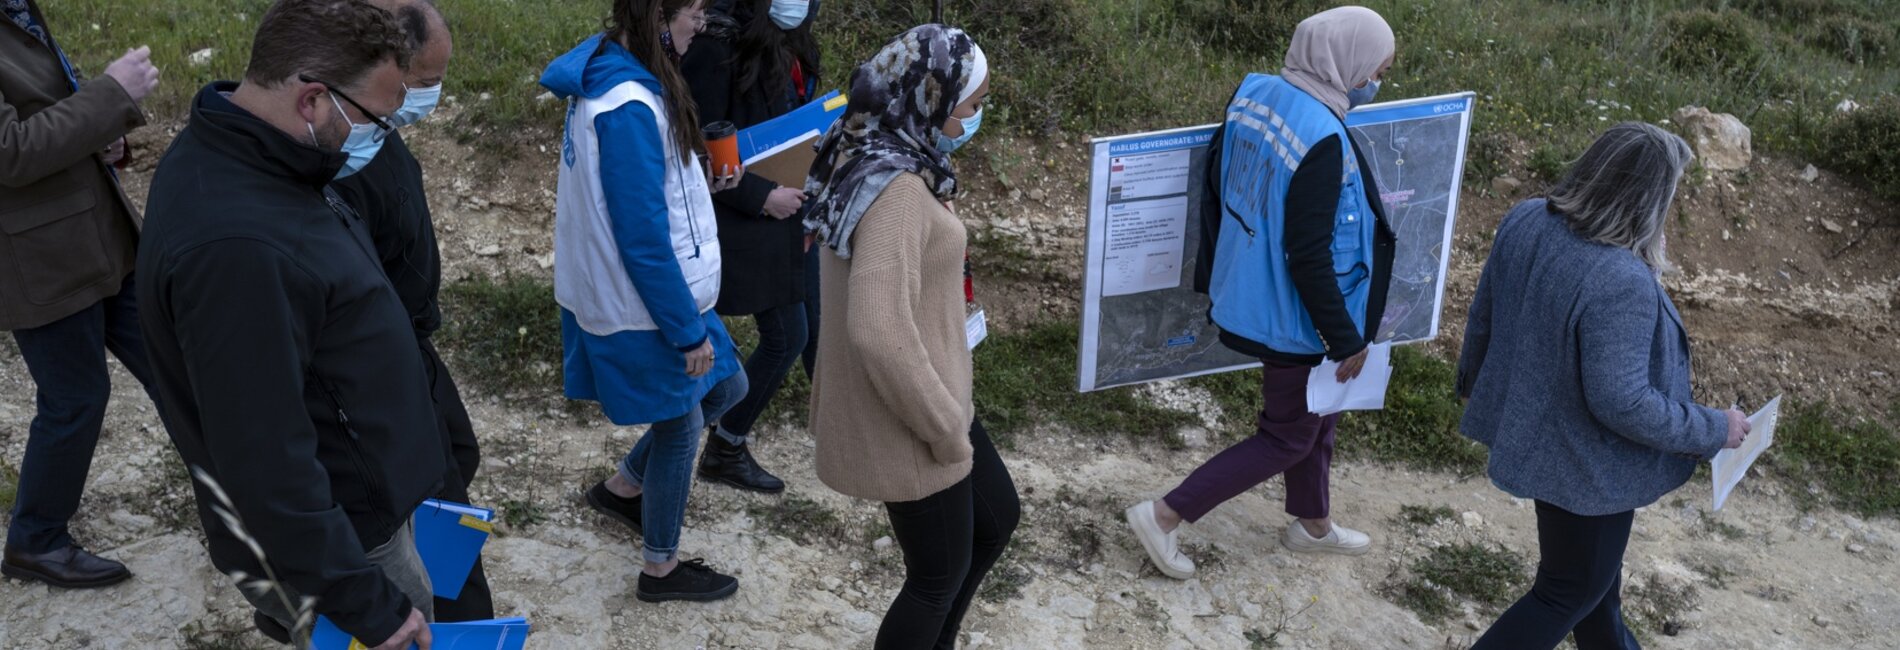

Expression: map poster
xmin=1077 ymin=92 xmax=1475 ymax=393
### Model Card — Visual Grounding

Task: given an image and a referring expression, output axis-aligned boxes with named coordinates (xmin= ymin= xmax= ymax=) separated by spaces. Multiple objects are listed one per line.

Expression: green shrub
xmin=1527 ymin=143 xmax=1572 ymax=182
xmin=436 ymin=275 xmax=563 ymax=400
xmin=1818 ymin=96 xmax=1900 ymax=203
xmin=1660 ymin=9 xmax=1768 ymax=77
xmin=1772 ymin=400 xmax=1900 ymax=515
xmin=1806 ymin=14 xmax=1897 ymax=65
xmin=1167 ymin=0 xmax=1320 ymax=56
xmin=1337 ymin=346 xmax=1487 ymax=474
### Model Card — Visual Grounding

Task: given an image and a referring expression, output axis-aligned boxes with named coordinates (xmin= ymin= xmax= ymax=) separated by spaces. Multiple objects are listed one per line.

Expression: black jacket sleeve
xmin=681 ymin=38 xmax=777 ymax=217
xmin=1191 ymin=123 xmax=1225 ymax=295
xmin=166 ymin=240 xmax=413 ymax=644
xmin=1283 ymin=134 xmax=1367 ymax=361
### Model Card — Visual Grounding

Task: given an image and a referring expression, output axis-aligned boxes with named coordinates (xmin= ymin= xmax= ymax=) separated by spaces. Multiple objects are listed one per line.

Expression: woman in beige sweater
xmin=801 ymin=24 xmax=1018 ymax=650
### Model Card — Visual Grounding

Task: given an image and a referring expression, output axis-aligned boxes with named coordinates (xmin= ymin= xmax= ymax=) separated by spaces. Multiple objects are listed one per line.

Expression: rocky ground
xmin=0 ymin=117 xmax=1895 ymax=649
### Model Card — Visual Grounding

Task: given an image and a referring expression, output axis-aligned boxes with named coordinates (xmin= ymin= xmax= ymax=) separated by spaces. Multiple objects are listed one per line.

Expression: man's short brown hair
xmin=244 ymin=0 xmax=411 ymax=89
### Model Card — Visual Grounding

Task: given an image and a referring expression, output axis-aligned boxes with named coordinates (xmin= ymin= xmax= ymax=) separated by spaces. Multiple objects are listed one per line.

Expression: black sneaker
xmin=585 ymin=481 xmax=643 ymax=536
xmin=697 ymin=434 xmax=786 ymax=494
xmin=636 ymin=558 xmax=739 ymax=603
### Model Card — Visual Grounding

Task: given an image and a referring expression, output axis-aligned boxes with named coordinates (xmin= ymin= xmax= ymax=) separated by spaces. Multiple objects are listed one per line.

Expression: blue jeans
xmin=617 ymin=371 xmax=747 ymax=564
xmin=715 ymin=302 xmax=808 ymax=442
xmin=7 ymin=274 xmax=160 ymax=553
xmin=1472 ymin=501 xmax=1640 ymax=650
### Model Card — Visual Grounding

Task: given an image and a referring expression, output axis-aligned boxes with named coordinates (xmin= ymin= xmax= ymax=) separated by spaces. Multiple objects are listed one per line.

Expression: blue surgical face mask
xmin=325 ymin=92 xmax=386 ymax=180
xmin=389 ymin=82 xmax=443 ymax=128
xmin=1347 ymin=78 xmax=1381 ymax=109
xmin=769 ymin=0 xmax=809 ymax=30
xmin=935 ymin=107 xmax=983 ymax=154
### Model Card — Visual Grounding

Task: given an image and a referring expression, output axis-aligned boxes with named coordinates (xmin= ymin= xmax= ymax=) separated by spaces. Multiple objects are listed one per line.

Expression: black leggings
xmin=876 ymin=419 xmax=1020 ymax=650
xmin=1472 ymin=501 xmax=1639 ymax=650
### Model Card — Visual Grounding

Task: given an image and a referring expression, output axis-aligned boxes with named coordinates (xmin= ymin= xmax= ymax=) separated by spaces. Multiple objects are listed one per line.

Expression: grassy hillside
xmin=40 ymin=0 xmax=1900 ymax=190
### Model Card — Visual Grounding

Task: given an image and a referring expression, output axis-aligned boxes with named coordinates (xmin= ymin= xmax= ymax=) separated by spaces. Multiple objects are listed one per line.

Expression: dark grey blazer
xmin=1457 ymin=199 xmax=1726 ymax=515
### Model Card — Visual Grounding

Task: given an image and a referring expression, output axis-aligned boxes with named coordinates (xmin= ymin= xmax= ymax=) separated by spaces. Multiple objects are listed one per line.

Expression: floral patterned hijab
xmin=802 ymin=24 xmax=981 ymax=258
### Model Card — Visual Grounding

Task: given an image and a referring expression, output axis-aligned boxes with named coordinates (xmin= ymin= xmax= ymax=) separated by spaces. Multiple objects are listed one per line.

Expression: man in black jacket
xmin=137 ymin=1 xmax=442 ymax=648
xmin=331 ymin=0 xmax=494 ymax=622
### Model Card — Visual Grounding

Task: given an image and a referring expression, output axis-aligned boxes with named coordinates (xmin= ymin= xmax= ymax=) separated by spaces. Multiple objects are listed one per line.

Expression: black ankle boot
xmin=697 ymin=432 xmax=786 ymax=494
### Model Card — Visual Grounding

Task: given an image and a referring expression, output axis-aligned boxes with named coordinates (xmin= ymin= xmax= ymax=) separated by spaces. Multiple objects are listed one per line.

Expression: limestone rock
xmin=1673 ymin=107 xmax=1752 ymax=171
xmin=1800 ymin=164 xmax=1819 ymax=183
xmin=1490 ymin=176 xmax=1523 ymax=196
xmin=188 ymin=49 xmax=216 ymax=67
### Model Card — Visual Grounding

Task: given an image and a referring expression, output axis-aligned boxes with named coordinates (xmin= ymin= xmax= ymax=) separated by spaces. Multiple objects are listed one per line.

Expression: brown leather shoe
xmin=2 ymin=545 xmax=132 ymax=589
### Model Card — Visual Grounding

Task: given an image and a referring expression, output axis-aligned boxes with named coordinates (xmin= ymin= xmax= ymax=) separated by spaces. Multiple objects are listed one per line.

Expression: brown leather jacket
xmin=1 ymin=2 xmax=146 ymax=331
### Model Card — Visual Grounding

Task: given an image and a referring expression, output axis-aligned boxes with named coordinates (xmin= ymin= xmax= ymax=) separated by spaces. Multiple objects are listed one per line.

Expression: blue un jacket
xmin=1205 ymin=74 xmax=1394 ymax=363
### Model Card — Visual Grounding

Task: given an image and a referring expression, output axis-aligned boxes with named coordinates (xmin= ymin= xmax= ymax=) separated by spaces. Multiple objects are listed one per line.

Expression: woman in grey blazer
xmin=1458 ymin=122 xmax=1749 ymax=649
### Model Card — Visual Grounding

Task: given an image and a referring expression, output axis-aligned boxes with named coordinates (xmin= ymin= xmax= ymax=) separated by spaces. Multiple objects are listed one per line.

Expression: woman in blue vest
xmin=678 ymin=0 xmax=825 ymax=494
xmin=541 ymin=0 xmax=750 ymax=603
xmin=1462 ymin=123 xmax=1748 ymax=649
xmin=1126 ymin=6 xmax=1398 ymax=579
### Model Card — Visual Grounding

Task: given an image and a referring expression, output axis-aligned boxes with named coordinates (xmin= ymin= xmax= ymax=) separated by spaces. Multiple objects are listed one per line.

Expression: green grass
xmin=498 ymin=498 xmax=550 ymax=530
xmin=1395 ymin=504 xmax=1457 ymax=529
xmin=972 ymin=321 xmax=1201 ymax=446
xmin=38 ymin=0 xmax=1900 ymax=196
xmin=436 ymin=274 xmax=564 ymax=400
xmin=1771 ymin=400 xmax=1900 ymax=516
xmin=745 ymin=494 xmax=852 ymax=546
xmin=1386 ymin=541 xmax=1529 ymax=622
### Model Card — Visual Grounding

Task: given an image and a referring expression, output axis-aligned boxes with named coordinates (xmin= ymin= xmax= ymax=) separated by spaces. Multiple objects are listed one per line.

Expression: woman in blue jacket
xmin=541 ymin=0 xmax=749 ymax=603
xmin=1126 ymin=6 xmax=1398 ymax=580
xmin=1460 ymin=122 xmax=1749 ymax=648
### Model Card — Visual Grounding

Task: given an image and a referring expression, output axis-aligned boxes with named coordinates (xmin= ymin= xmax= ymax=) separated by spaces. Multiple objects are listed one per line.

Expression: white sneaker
xmin=1125 ymin=501 xmax=1196 ymax=579
xmin=1282 ymin=520 xmax=1372 ymax=555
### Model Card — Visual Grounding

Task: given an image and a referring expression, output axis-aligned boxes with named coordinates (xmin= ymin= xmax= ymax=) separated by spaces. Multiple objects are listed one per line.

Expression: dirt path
xmin=1 ymin=124 xmax=1895 ymax=648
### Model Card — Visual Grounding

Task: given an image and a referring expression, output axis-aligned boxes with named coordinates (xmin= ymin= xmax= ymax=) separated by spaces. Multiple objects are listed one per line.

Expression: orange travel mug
xmin=703 ymin=121 xmax=740 ymax=177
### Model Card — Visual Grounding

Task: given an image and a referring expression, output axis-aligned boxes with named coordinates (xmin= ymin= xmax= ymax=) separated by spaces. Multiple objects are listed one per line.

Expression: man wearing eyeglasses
xmin=136 ymin=1 xmax=446 ymax=648
xmin=331 ymin=0 xmax=495 ymax=624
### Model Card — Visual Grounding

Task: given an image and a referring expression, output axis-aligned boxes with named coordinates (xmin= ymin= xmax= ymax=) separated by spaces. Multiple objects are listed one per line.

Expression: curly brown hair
xmin=244 ymin=0 xmax=412 ymax=89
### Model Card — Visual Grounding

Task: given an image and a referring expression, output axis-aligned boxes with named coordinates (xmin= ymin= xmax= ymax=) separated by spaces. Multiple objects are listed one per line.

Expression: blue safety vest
xmin=1207 ymin=74 xmax=1377 ymax=357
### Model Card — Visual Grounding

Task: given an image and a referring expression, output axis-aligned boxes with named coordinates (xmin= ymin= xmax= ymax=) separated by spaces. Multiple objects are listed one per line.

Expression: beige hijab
xmin=1280 ymin=6 xmax=1395 ymax=119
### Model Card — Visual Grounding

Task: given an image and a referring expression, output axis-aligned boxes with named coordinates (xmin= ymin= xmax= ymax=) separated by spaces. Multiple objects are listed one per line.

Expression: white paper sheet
xmin=1306 ymin=343 xmax=1393 ymax=416
xmin=966 ymin=309 xmax=988 ymax=351
xmin=1100 ymin=196 xmax=1189 ymax=297
xmin=1712 ymin=395 xmax=1781 ymax=511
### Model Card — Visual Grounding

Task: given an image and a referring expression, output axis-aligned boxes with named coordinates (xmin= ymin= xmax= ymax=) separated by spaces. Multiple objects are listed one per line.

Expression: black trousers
xmin=1472 ymin=501 xmax=1640 ymax=650
xmin=418 ymin=336 xmax=494 ymax=622
xmin=877 ymin=419 xmax=1020 ymax=650
xmin=7 ymin=274 xmax=160 ymax=553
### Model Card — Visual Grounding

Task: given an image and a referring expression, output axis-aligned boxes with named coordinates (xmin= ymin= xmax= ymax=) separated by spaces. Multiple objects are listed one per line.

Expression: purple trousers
xmin=1163 ymin=359 xmax=1339 ymax=523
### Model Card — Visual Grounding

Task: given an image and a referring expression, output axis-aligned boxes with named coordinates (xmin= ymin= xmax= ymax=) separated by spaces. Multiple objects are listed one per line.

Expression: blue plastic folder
xmin=736 ymin=89 xmax=847 ymax=164
xmin=312 ymin=616 xmax=531 ymax=650
xmin=412 ymin=499 xmax=494 ymax=600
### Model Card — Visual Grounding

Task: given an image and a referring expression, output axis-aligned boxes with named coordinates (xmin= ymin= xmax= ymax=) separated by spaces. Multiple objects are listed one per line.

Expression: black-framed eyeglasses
xmin=299 ymin=73 xmax=395 ymax=141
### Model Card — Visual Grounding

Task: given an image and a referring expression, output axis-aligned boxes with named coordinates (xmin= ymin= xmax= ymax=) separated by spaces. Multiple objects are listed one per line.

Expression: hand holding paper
xmin=1307 ymin=343 xmax=1394 ymax=416
xmin=1711 ymin=395 xmax=1780 ymax=511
